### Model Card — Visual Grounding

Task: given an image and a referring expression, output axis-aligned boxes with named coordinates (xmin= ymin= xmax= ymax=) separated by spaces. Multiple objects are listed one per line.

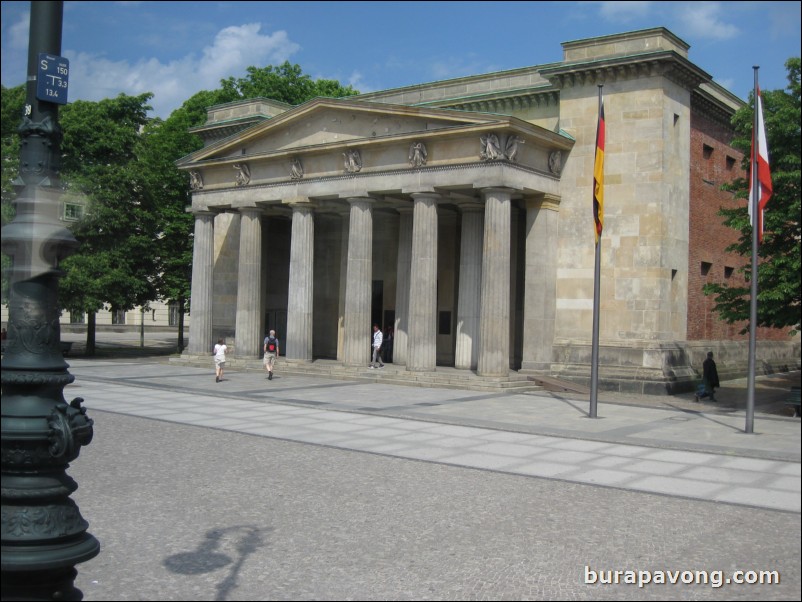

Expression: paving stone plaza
xmin=63 ymin=358 xmax=800 ymax=600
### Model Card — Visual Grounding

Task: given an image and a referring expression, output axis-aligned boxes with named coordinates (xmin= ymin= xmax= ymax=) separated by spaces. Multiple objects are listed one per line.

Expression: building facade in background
xmin=176 ymin=28 xmax=799 ymax=393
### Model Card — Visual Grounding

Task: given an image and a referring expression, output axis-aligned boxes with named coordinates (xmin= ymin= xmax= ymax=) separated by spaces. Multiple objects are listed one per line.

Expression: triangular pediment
xmin=179 ymin=98 xmax=506 ymax=166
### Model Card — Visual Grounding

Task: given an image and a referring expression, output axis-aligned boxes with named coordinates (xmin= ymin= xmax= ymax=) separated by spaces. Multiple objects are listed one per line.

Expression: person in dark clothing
xmin=696 ymin=351 xmax=720 ymax=402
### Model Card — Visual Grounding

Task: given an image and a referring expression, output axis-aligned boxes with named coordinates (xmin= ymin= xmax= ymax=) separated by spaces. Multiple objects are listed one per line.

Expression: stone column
xmin=234 ymin=206 xmax=263 ymax=358
xmin=406 ymin=192 xmax=439 ymax=371
xmin=286 ymin=202 xmax=315 ymax=360
xmin=337 ymin=211 xmax=349 ymax=361
xmin=393 ymin=206 xmax=413 ymax=366
xmin=455 ymin=201 xmax=484 ymax=370
xmin=342 ymin=198 xmax=374 ymax=367
xmin=187 ymin=210 xmax=215 ymax=354
xmin=522 ymin=194 xmax=560 ymax=371
xmin=478 ymin=188 xmax=511 ymax=376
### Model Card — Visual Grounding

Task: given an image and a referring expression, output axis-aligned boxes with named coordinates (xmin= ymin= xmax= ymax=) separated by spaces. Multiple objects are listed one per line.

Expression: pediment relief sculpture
xmin=290 ymin=157 xmax=304 ymax=180
xmin=234 ymin=163 xmax=251 ymax=186
xmin=480 ymin=133 xmax=503 ymax=161
xmin=408 ymin=142 xmax=428 ymax=168
xmin=189 ymin=170 xmax=203 ymax=190
xmin=343 ymin=149 xmax=362 ymax=173
xmin=481 ymin=133 xmax=525 ymax=162
xmin=548 ymin=150 xmax=562 ymax=175
xmin=505 ymin=135 xmax=524 ymax=162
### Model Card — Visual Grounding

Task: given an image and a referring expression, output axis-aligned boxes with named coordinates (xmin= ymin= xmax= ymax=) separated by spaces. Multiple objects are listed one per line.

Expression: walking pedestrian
xmin=213 ymin=338 xmax=228 ymax=383
xmin=263 ymin=330 xmax=280 ymax=380
xmin=370 ymin=324 xmax=384 ymax=369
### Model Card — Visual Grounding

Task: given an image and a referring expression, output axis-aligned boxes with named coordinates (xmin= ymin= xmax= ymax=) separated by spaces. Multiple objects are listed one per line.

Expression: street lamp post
xmin=1 ymin=2 xmax=99 ymax=600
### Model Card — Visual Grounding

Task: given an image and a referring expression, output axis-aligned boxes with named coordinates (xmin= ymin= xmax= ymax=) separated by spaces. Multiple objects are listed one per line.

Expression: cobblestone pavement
xmin=44 ymin=358 xmax=802 ymax=599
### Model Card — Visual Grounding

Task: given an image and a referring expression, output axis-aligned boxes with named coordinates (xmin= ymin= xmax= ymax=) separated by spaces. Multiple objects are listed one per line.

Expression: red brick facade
xmin=688 ymin=106 xmax=788 ymax=342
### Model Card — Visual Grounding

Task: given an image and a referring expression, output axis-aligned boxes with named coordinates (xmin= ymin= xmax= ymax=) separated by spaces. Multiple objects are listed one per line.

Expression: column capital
xmin=187 ymin=208 xmax=216 ymax=218
xmin=343 ymin=196 xmax=376 ymax=206
xmin=526 ymin=194 xmax=561 ymax=212
xmin=288 ymin=202 xmax=316 ymax=213
xmin=408 ymin=191 xmax=441 ymax=202
xmin=454 ymin=199 xmax=484 ymax=213
xmin=478 ymin=186 xmax=515 ymax=197
xmin=283 ymin=195 xmax=315 ymax=208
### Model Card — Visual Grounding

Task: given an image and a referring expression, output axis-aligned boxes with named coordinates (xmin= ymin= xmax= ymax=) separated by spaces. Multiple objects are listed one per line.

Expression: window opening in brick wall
xmin=726 ymin=156 xmax=736 ymax=170
xmin=703 ymin=144 xmax=713 ymax=159
xmin=701 ymin=262 xmax=712 ymax=276
xmin=724 ymin=266 xmax=734 ymax=278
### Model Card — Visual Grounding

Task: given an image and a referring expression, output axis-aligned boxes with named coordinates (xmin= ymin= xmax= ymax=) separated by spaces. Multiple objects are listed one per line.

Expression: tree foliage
xmin=704 ymin=57 xmax=801 ymax=333
xmin=1 ymin=84 xmax=26 ymax=223
xmin=58 ymin=93 xmax=157 ymax=351
xmin=220 ymin=61 xmax=359 ymax=105
xmin=1 ymin=84 xmax=26 ymax=301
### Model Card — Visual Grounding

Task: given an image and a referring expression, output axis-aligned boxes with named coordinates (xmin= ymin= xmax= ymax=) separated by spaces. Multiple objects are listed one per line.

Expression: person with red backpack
xmin=263 ymin=330 xmax=280 ymax=380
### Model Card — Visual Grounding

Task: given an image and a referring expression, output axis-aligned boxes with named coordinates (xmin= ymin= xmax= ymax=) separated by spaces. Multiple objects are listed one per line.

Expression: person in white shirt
xmin=370 ymin=324 xmax=384 ymax=369
xmin=213 ymin=338 xmax=228 ymax=382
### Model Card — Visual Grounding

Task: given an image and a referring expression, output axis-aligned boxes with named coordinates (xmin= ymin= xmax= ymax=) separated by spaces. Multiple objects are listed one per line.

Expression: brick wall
xmin=688 ymin=109 xmax=788 ymax=341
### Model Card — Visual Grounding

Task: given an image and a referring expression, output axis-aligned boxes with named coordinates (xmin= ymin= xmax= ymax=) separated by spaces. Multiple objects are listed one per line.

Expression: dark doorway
xmin=371 ymin=280 xmax=383 ymax=329
xmin=264 ymin=310 xmax=287 ymax=355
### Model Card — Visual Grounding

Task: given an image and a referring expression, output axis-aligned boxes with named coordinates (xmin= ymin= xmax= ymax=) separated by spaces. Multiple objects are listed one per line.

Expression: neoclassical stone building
xmin=178 ymin=28 xmax=798 ymax=393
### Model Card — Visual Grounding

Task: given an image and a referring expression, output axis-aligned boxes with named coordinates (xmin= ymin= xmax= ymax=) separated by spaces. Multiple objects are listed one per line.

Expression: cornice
xmin=421 ymin=90 xmax=561 ymax=114
xmin=540 ymin=50 xmax=711 ymax=91
xmin=690 ymin=90 xmax=738 ymax=129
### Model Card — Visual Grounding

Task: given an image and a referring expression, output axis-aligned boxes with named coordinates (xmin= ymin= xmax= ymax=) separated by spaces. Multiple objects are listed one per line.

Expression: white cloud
xmin=676 ymin=2 xmax=738 ymax=41
xmin=347 ymin=71 xmax=373 ymax=93
xmin=64 ymin=22 xmax=300 ymax=118
xmin=596 ymin=1 xmax=653 ymax=23
xmin=9 ymin=9 xmax=30 ymax=49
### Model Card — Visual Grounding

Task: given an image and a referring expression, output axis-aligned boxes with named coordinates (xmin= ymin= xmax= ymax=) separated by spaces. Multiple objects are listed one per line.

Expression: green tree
xmin=220 ymin=61 xmax=359 ymax=105
xmin=58 ymin=93 xmax=157 ymax=354
xmin=1 ymin=84 xmax=26 ymax=222
xmin=704 ymin=58 xmax=801 ymax=333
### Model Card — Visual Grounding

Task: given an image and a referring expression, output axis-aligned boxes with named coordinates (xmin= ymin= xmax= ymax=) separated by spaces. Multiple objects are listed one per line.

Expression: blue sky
xmin=2 ymin=1 xmax=800 ymax=118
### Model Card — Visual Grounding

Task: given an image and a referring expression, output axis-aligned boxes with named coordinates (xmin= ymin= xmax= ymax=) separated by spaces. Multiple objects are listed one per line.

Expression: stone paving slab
xmin=64 ymin=360 xmax=801 ymax=513
xmin=66 ymin=360 xmax=802 ymax=462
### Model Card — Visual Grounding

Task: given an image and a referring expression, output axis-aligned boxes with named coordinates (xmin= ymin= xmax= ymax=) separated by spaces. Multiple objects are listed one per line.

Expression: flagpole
xmin=590 ymin=85 xmax=603 ymax=419
xmin=746 ymin=67 xmax=760 ymax=434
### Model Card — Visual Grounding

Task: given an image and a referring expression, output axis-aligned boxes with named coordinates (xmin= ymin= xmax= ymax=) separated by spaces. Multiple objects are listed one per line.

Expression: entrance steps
xmin=171 ymin=355 xmax=545 ymax=394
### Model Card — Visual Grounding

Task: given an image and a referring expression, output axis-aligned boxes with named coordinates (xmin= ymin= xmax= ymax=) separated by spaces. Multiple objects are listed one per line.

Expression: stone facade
xmin=177 ymin=27 xmax=799 ymax=393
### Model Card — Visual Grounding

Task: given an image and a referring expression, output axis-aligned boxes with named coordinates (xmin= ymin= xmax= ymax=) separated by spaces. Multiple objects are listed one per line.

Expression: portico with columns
xmin=176 ymin=28 xmax=798 ymax=394
xmin=179 ymin=98 xmax=571 ymax=376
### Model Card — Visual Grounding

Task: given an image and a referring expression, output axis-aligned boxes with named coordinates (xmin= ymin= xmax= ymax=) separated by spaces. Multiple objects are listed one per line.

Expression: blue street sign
xmin=36 ymin=53 xmax=69 ymax=105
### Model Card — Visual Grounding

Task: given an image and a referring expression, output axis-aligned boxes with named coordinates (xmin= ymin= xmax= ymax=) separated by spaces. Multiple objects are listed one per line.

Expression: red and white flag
xmin=748 ymin=87 xmax=772 ymax=243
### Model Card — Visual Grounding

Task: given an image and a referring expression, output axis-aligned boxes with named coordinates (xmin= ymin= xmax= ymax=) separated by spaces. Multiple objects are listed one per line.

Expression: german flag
xmin=593 ymin=99 xmax=605 ymax=244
